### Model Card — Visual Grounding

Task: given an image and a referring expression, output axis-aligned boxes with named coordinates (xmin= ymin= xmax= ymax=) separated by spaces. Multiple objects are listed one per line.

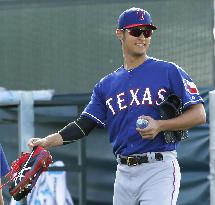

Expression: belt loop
xmin=149 ymin=152 xmax=154 ymax=162
xmin=116 ymin=155 xmax=121 ymax=164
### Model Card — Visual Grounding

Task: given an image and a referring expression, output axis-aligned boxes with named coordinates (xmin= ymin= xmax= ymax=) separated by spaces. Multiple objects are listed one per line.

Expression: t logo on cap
xmin=137 ymin=9 xmax=145 ymax=20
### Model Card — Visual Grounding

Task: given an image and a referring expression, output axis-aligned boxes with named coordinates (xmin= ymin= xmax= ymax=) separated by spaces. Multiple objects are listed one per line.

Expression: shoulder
xmin=150 ymin=57 xmax=187 ymax=74
xmin=93 ymin=66 xmax=123 ymax=92
xmin=167 ymin=61 xmax=189 ymax=77
xmin=147 ymin=57 xmax=176 ymax=69
xmin=98 ymin=65 xmax=124 ymax=84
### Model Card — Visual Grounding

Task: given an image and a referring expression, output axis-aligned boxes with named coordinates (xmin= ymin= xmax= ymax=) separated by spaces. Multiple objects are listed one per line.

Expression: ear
xmin=115 ymin=29 xmax=124 ymax=41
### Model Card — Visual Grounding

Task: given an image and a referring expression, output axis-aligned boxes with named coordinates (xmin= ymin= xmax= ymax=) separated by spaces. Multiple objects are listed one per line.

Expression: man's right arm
xmin=27 ymin=133 xmax=64 ymax=149
xmin=27 ymin=115 xmax=97 ymax=149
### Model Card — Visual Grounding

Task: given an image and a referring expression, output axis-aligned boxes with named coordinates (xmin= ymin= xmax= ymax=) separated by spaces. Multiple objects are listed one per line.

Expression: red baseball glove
xmin=5 ymin=146 xmax=52 ymax=201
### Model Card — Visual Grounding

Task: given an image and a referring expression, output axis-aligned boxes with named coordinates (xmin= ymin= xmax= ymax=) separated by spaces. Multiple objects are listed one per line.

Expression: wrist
xmin=157 ymin=120 xmax=166 ymax=132
xmin=45 ymin=133 xmax=64 ymax=148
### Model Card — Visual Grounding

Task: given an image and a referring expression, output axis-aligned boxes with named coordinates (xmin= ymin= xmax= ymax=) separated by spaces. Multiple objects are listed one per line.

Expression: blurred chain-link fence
xmin=0 ymin=0 xmax=213 ymax=93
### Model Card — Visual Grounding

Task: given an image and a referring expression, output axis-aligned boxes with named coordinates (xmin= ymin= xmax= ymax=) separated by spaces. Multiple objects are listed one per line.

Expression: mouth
xmin=135 ymin=43 xmax=146 ymax=47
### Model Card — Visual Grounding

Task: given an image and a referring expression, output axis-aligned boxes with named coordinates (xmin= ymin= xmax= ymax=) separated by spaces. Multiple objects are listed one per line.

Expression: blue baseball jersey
xmin=82 ymin=57 xmax=204 ymax=156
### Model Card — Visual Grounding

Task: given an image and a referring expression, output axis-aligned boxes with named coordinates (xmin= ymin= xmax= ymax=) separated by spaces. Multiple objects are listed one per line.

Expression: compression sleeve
xmin=58 ymin=115 xmax=97 ymax=145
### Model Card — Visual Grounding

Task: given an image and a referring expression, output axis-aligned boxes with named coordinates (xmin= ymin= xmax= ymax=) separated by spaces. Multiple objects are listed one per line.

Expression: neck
xmin=123 ymin=54 xmax=148 ymax=70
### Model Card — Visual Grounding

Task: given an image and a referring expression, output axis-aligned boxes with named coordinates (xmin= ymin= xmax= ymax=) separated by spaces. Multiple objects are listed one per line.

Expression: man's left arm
xmin=159 ymin=103 xmax=206 ymax=131
xmin=137 ymin=103 xmax=206 ymax=140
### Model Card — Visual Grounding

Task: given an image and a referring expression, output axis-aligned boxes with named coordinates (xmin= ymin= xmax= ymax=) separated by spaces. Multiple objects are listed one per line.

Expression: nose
xmin=139 ymin=32 xmax=146 ymax=38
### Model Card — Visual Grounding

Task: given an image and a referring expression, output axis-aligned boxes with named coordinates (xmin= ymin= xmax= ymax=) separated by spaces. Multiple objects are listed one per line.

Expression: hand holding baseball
xmin=136 ymin=115 xmax=161 ymax=140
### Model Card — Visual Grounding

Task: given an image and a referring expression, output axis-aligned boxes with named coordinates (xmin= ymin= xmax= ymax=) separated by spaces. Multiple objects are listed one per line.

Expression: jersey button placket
xmin=125 ymin=71 xmax=133 ymax=155
xmin=128 ymin=70 xmax=133 ymax=86
xmin=128 ymin=71 xmax=133 ymax=112
xmin=128 ymin=70 xmax=133 ymax=113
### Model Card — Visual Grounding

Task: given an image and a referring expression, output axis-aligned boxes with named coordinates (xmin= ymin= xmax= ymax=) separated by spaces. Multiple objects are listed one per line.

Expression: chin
xmin=133 ymin=51 xmax=146 ymax=57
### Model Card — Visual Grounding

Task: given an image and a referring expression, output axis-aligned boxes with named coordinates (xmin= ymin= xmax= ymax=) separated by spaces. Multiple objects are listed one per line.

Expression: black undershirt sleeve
xmin=58 ymin=115 xmax=97 ymax=145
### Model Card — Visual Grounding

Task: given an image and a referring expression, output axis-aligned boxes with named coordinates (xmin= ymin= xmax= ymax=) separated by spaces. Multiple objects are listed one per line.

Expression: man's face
xmin=116 ymin=26 xmax=153 ymax=57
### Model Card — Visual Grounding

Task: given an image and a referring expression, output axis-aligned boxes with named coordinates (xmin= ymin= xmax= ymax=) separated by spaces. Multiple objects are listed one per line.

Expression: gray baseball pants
xmin=113 ymin=151 xmax=181 ymax=205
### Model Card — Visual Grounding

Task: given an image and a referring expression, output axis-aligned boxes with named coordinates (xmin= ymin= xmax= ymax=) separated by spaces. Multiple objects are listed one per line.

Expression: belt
xmin=119 ymin=153 xmax=163 ymax=166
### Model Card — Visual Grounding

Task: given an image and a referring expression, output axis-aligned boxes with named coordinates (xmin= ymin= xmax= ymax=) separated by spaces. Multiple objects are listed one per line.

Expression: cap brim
xmin=124 ymin=24 xmax=157 ymax=30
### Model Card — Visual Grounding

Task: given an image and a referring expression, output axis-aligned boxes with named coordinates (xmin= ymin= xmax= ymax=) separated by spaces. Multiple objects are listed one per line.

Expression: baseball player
xmin=28 ymin=7 xmax=206 ymax=205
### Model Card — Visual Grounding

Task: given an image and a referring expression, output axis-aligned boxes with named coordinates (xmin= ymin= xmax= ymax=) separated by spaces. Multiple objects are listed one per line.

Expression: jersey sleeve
xmin=168 ymin=63 xmax=204 ymax=109
xmin=82 ymin=82 xmax=107 ymax=127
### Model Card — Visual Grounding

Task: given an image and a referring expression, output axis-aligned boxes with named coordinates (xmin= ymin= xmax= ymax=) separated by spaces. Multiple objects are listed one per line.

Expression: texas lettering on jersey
xmin=106 ymin=87 xmax=167 ymax=115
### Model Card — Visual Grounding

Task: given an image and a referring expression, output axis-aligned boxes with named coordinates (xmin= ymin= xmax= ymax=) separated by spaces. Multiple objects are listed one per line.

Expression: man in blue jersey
xmin=27 ymin=7 xmax=206 ymax=205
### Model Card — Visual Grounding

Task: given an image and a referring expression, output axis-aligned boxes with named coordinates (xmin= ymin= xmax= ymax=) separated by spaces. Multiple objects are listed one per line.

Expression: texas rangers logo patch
xmin=183 ymin=79 xmax=199 ymax=94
